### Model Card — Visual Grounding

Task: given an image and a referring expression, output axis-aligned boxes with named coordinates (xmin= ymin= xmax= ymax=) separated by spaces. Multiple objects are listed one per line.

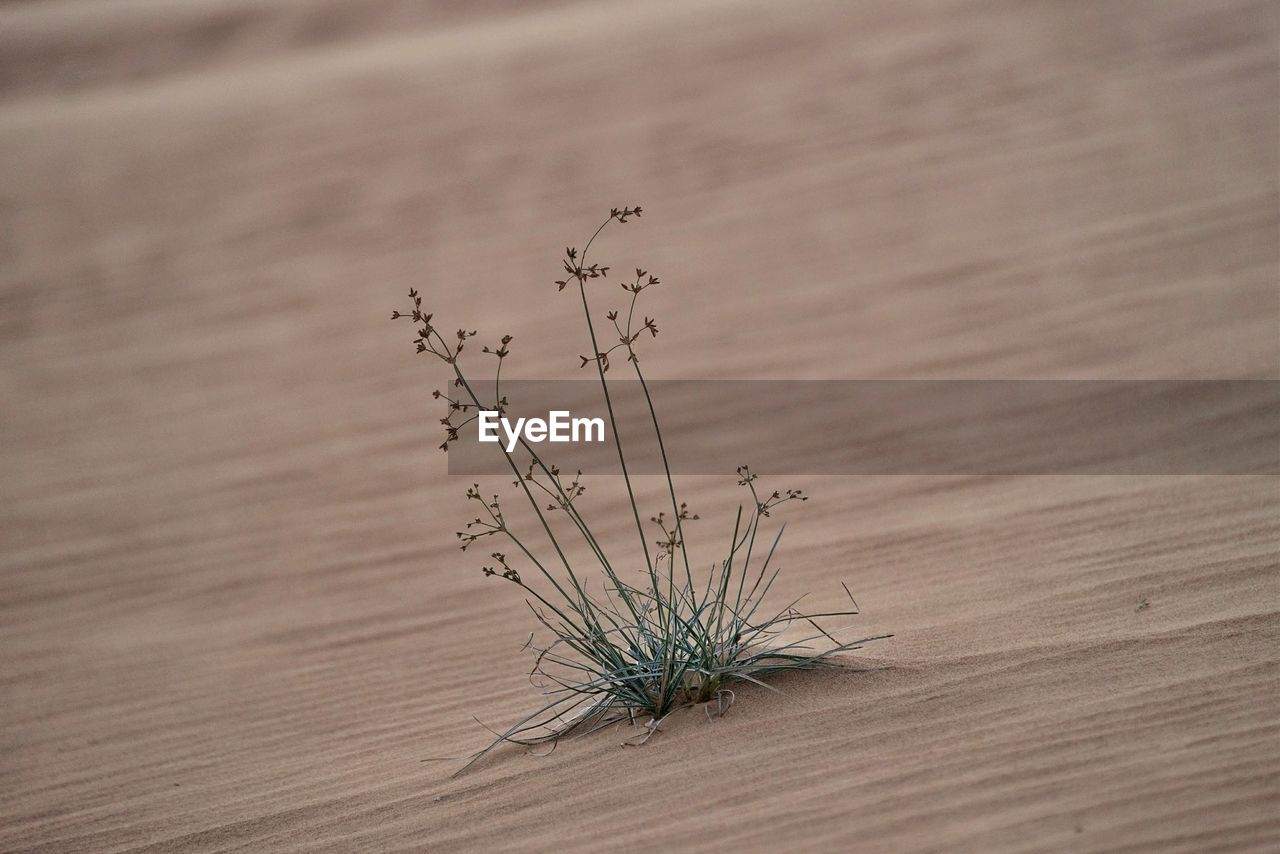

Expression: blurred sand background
xmin=2 ymin=0 xmax=1278 ymax=851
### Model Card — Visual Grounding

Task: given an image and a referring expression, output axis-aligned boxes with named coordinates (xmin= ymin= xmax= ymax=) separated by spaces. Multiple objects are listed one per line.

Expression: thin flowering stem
xmin=430 ymin=325 xmax=653 ymax=638
xmin=570 ymin=212 xmax=658 ymax=599
xmin=629 ymin=329 xmax=694 ymax=589
xmin=605 ymin=269 xmax=692 ymax=595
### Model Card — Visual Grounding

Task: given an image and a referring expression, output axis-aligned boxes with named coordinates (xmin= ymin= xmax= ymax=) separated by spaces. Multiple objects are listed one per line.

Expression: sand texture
xmin=2 ymin=0 xmax=1278 ymax=851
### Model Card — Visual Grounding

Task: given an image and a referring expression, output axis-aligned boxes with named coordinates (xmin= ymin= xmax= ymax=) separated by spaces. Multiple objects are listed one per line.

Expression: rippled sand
xmin=2 ymin=1 xmax=1277 ymax=850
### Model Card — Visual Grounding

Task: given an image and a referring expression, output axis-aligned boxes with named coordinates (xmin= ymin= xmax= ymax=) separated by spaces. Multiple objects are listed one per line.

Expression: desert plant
xmin=393 ymin=206 xmax=888 ymax=773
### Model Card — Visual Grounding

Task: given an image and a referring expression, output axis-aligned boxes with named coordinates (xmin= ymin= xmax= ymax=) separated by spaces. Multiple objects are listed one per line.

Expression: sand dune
xmin=2 ymin=0 xmax=1277 ymax=851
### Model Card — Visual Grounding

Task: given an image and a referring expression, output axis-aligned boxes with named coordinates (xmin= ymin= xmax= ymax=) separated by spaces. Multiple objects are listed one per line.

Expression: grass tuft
xmin=394 ymin=207 xmax=889 ymax=774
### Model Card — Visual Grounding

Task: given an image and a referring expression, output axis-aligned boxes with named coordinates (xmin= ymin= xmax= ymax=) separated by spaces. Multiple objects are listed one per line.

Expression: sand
xmin=2 ymin=0 xmax=1277 ymax=851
